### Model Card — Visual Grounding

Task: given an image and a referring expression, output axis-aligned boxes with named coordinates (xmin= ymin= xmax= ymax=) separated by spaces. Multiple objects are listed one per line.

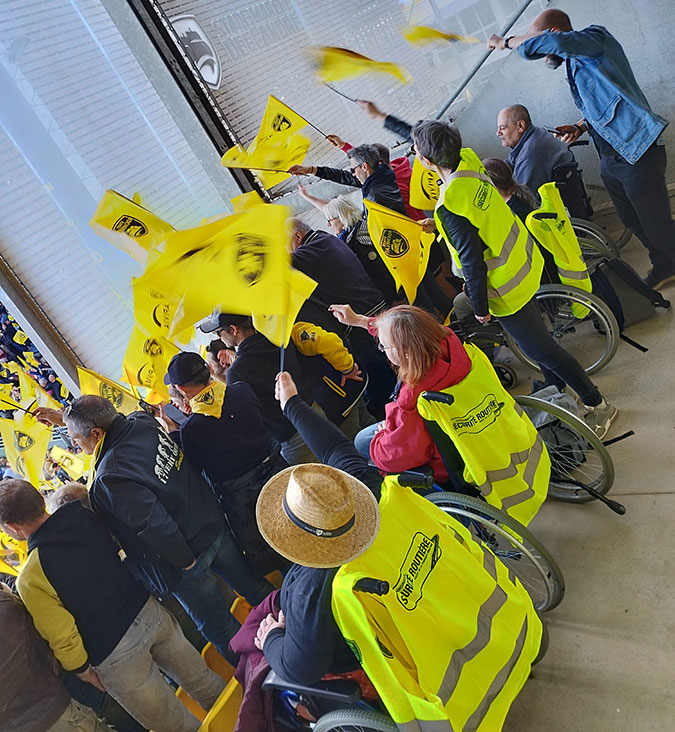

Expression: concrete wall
xmin=453 ymin=0 xmax=675 ymax=186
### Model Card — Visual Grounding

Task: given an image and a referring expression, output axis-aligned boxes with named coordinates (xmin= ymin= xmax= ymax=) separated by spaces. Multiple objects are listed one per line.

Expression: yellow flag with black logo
xmin=189 ymin=379 xmax=226 ymax=418
xmin=252 ymin=267 xmax=318 ymax=347
xmin=256 ymin=95 xmax=309 ymax=146
xmin=402 ymin=25 xmax=479 ymax=46
xmin=77 ymin=367 xmax=140 ymax=415
xmin=122 ymin=330 xmax=180 ymax=404
xmin=311 ymin=46 xmax=410 ymax=84
xmin=50 ymin=445 xmax=90 ymax=481
xmin=90 ymin=190 xmax=174 ymax=264
xmin=408 ymin=157 xmax=441 ymax=210
xmin=0 ymin=411 xmax=52 ymax=488
xmin=138 ymin=204 xmax=292 ymax=320
xmin=221 ymin=133 xmax=311 ymax=188
xmin=231 ymin=190 xmax=265 ymax=213
xmin=364 ymin=200 xmax=433 ymax=304
xmin=21 ymin=351 xmax=40 ymax=369
xmin=131 ymin=278 xmax=178 ymax=338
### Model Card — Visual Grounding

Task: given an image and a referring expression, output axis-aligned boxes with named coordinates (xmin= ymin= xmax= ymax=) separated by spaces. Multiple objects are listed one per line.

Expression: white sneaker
xmin=583 ymin=399 xmax=618 ymax=440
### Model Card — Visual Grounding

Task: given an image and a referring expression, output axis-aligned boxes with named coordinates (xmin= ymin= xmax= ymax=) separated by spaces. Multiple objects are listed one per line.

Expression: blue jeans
xmin=354 ymin=422 xmax=381 ymax=460
xmin=172 ymin=529 xmax=273 ymax=665
xmin=499 ymin=299 xmax=602 ymax=406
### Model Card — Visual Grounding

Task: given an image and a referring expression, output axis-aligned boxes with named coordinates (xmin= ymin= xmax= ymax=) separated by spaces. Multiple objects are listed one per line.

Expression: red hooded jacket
xmin=369 ymin=331 xmax=472 ymax=483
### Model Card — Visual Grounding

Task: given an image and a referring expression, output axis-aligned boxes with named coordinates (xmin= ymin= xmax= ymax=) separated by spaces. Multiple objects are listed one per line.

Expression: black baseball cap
xmin=198 ymin=309 xmax=251 ymax=334
xmin=164 ymin=352 xmax=207 ymax=385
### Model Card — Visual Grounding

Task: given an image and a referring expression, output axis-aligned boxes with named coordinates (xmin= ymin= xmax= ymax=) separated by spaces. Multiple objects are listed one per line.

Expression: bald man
xmin=489 ymin=10 xmax=675 ymax=290
xmin=497 ymin=103 xmax=574 ymax=198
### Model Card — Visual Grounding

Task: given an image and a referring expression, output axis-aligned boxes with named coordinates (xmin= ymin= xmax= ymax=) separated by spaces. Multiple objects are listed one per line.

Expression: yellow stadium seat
xmin=202 ymin=642 xmax=235 ymax=683
xmin=175 ymin=686 xmax=206 ymax=722
xmin=199 ymin=679 xmax=243 ymax=732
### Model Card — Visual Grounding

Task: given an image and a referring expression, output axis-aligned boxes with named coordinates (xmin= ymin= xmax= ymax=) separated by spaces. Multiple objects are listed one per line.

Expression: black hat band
xmin=283 ymin=495 xmax=355 ymax=539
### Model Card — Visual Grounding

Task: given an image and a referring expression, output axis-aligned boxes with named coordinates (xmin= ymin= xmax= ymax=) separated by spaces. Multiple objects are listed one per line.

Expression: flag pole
xmin=0 ymin=398 xmax=35 ymax=416
xmin=323 ymin=84 xmax=357 ymax=103
xmin=303 ymin=119 xmax=329 ymax=138
xmin=221 ymin=166 xmax=293 ymax=173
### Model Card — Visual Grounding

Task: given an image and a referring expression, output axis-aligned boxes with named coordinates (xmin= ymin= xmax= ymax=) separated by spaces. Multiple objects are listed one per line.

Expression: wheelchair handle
xmin=354 ymin=578 xmax=390 ymax=596
xmin=421 ymin=390 xmax=455 ymax=406
xmin=397 ymin=469 xmax=435 ymax=490
xmin=532 ymin=212 xmax=557 ymax=220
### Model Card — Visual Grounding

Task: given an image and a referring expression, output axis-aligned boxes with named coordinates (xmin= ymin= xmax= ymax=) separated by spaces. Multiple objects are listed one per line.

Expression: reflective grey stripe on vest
xmin=463 ymin=616 xmax=529 ymax=732
xmin=557 ymin=266 xmax=589 ymax=280
xmin=484 ymin=221 xmax=521 ymax=272
xmin=447 ymin=169 xmax=493 ymax=185
xmin=397 ymin=720 xmax=454 ymax=732
xmin=486 ymin=235 xmax=536 ymax=300
xmin=478 ymin=434 xmax=545 ymax=512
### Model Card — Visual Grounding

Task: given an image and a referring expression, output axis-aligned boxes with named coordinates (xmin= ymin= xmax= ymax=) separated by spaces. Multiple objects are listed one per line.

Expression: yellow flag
xmin=255 ymin=95 xmax=309 ymax=146
xmin=311 ymin=46 xmax=410 ymax=84
xmin=231 ymin=190 xmax=264 ymax=213
xmin=77 ymin=367 xmax=140 ymax=415
xmin=34 ymin=381 xmax=62 ymax=411
xmin=21 ymin=351 xmax=40 ymax=368
xmin=408 ymin=156 xmax=441 ymax=210
xmin=90 ymin=190 xmax=175 ymax=264
xmin=138 ymin=204 xmax=293 ymax=320
xmin=221 ymin=133 xmax=311 ymax=188
xmin=131 ymin=278 xmax=178 ymax=338
xmin=122 ymin=330 xmax=180 ymax=404
xmin=0 ymin=412 xmax=52 ymax=488
xmin=364 ymin=200 xmax=433 ymax=304
xmin=402 ymin=25 xmax=479 ymax=46
xmin=14 ymin=367 xmax=36 ymax=407
xmin=252 ymin=268 xmax=318 ymax=347
xmin=0 ymin=532 xmax=27 ymax=575
xmin=0 ymin=383 xmax=15 ymax=403
xmin=50 ymin=445 xmax=90 ymax=481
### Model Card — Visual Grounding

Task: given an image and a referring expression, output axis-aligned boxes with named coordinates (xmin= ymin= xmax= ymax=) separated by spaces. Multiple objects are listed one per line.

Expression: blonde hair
xmin=375 ymin=305 xmax=447 ymax=386
xmin=323 ymin=195 xmax=363 ymax=228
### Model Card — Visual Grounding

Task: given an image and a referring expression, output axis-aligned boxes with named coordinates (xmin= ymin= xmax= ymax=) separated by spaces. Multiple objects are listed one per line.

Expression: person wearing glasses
xmin=33 ymin=397 xmax=273 ymax=668
xmin=329 ymin=303 xmax=471 ymax=484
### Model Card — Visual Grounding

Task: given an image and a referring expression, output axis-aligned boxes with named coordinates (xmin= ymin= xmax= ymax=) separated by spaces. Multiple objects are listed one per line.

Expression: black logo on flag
xmin=136 ymin=363 xmax=156 ymax=389
xmin=272 ymin=114 xmax=292 ymax=132
xmin=143 ymin=338 xmax=164 ymax=357
xmin=99 ymin=383 xmax=124 ymax=408
xmin=14 ymin=432 xmax=35 ymax=452
xmin=379 ymin=229 xmax=410 ymax=258
xmin=235 ymin=234 xmax=266 ymax=285
xmin=113 ymin=216 xmax=147 ymax=238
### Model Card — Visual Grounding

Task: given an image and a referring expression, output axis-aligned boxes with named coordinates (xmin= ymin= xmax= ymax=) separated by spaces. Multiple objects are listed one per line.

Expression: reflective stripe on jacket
xmin=331 ymin=476 xmax=542 ymax=731
xmin=526 ymin=183 xmax=592 ymax=317
xmin=434 ymin=148 xmax=543 ymax=316
xmin=417 ymin=345 xmax=550 ymax=526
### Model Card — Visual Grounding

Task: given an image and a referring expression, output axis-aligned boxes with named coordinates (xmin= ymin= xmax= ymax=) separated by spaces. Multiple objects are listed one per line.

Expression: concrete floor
xmin=504 ymin=235 xmax=675 ymax=731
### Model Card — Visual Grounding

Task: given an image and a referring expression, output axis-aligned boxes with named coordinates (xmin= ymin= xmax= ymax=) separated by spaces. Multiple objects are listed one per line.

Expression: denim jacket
xmin=519 ymin=25 xmax=667 ymax=164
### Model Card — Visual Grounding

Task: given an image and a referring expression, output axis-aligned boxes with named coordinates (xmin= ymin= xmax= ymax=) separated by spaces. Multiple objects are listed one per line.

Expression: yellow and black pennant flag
xmin=311 ymin=46 xmax=410 ymax=84
xmin=50 ymin=445 xmax=91 ymax=482
xmin=408 ymin=156 xmax=441 ymax=210
xmin=364 ymin=200 xmax=433 ymax=304
xmin=90 ymin=190 xmax=174 ymax=264
xmin=122 ymin=330 xmax=180 ymax=405
xmin=0 ymin=411 xmax=52 ymax=488
xmin=77 ymin=366 xmax=140 ymax=415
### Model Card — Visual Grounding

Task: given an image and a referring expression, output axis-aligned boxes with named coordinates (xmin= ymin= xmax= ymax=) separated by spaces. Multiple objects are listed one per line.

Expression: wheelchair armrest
xmin=397 ymin=468 xmax=435 ymax=490
xmin=262 ymin=669 xmax=362 ymax=705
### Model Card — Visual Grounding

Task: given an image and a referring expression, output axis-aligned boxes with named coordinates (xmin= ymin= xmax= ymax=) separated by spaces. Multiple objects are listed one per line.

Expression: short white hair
xmin=323 ymin=195 xmax=363 ymax=228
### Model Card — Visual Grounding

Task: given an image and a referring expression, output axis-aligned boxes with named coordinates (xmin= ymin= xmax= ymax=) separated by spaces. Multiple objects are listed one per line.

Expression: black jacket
xmin=90 ymin=412 xmax=225 ymax=593
xmin=342 ymin=218 xmax=398 ymax=305
xmin=263 ymin=396 xmax=382 ymax=684
xmin=225 ymin=333 xmax=309 ymax=443
xmin=21 ymin=502 xmax=148 ymax=668
xmin=292 ymin=229 xmax=386 ymax=315
xmin=172 ymin=381 xmax=273 ymax=484
xmin=384 ymin=114 xmax=413 ymax=142
xmin=315 ymin=161 xmax=407 ymax=215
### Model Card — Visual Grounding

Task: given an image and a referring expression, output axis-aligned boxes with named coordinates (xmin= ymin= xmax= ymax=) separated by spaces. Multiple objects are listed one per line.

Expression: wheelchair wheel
xmin=494 ymin=362 xmax=517 ymax=390
xmin=584 ymin=184 xmax=632 ymax=249
xmin=426 ymin=492 xmax=565 ymax=612
xmin=571 ymin=218 xmax=620 ymax=259
xmin=515 ymin=394 xmax=614 ymax=503
xmin=504 ymin=284 xmax=620 ymax=375
xmin=313 ymin=708 xmax=397 ymax=732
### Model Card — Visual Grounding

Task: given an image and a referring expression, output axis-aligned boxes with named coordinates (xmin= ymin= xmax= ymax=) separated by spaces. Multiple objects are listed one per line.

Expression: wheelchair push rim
xmin=504 ymin=284 xmax=620 ymax=375
xmin=426 ymin=492 xmax=565 ymax=612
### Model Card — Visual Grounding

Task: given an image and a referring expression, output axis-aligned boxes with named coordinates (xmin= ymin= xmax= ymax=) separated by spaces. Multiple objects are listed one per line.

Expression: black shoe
xmin=644 ymin=268 xmax=675 ymax=290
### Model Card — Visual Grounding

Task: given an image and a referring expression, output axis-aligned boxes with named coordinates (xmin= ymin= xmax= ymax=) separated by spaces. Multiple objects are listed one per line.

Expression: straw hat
xmin=256 ymin=463 xmax=380 ymax=568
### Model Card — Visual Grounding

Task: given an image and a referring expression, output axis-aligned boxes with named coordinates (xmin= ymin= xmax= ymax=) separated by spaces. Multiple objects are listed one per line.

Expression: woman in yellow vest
xmin=253 ymin=371 xmax=543 ymax=731
xmin=411 ymin=120 xmax=617 ymax=438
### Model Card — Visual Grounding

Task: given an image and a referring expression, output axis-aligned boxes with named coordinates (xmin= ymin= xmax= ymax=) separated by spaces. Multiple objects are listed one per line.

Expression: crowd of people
xmin=1 ymin=8 xmax=673 ymax=732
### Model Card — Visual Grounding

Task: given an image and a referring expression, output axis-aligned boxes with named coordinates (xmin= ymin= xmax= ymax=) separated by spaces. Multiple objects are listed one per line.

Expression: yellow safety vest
xmin=525 ymin=182 xmax=592 ymax=317
xmin=434 ymin=148 xmax=543 ymax=317
xmin=331 ymin=476 xmax=542 ymax=732
xmin=416 ymin=345 xmax=550 ymax=526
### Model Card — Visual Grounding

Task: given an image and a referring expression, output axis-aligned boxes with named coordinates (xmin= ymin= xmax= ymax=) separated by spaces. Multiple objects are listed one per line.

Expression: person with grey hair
xmin=33 ymin=396 xmax=273 ymax=667
xmin=288 ymin=143 xmax=407 ymax=215
xmin=496 ymin=104 xmax=574 ymax=197
xmin=46 ymin=481 xmax=90 ymax=513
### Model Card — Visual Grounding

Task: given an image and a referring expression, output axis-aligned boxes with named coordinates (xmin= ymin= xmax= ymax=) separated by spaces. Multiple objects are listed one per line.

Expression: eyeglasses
xmin=410 ymin=143 xmax=417 ymax=155
xmin=377 ymin=342 xmax=392 ymax=353
xmin=326 ymin=216 xmax=338 ymax=225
